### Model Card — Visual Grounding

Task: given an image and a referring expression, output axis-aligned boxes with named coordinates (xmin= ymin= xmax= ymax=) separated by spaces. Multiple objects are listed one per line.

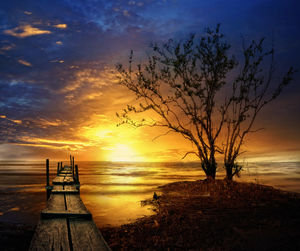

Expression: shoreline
xmin=100 ymin=179 xmax=300 ymax=250
xmin=1 ymin=179 xmax=300 ymax=250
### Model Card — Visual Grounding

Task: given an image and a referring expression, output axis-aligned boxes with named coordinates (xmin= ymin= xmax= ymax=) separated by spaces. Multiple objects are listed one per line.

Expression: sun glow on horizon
xmin=81 ymin=119 xmax=151 ymax=162
xmin=105 ymin=143 xmax=145 ymax=162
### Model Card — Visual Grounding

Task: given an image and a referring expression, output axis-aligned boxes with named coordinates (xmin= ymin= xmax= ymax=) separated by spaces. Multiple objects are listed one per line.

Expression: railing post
xmin=75 ymin=164 xmax=80 ymax=193
xmin=75 ymin=164 xmax=79 ymax=183
xmin=72 ymin=156 xmax=75 ymax=175
xmin=46 ymin=159 xmax=51 ymax=200
xmin=46 ymin=159 xmax=49 ymax=186
xmin=57 ymin=162 xmax=59 ymax=175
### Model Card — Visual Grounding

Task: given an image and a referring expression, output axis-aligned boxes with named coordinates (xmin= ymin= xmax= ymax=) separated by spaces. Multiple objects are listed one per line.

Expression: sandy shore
xmin=100 ymin=179 xmax=300 ymax=250
xmin=1 ymin=180 xmax=300 ymax=250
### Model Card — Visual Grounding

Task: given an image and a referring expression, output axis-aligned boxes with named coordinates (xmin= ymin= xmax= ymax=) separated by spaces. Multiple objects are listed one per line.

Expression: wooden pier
xmin=29 ymin=157 xmax=111 ymax=251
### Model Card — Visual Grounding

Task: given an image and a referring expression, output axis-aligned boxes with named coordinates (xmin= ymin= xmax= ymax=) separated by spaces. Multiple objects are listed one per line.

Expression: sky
xmin=0 ymin=0 xmax=299 ymax=162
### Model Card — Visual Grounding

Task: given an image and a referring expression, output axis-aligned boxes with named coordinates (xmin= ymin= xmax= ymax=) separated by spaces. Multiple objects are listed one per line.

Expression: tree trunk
xmin=202 ymin=159 xmax=217 ymax=180
xmin=225 ymin=166 xmax=233 ymax=181
xmin=224 ymin=162 xmax=241 ymax=181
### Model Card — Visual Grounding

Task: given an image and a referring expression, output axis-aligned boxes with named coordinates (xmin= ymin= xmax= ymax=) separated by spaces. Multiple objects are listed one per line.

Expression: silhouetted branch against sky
xmin=116 ymin=24 xmax=295 ymax=178
xmin=0 ymin=0 xmax=299 ymax=161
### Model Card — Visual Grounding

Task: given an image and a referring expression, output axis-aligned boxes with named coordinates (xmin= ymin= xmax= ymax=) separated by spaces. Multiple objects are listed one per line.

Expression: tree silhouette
xmin=223 ymin=39 xmax=294 ymax=180
xmin=116 ymin=25 xmax=294 ymax=180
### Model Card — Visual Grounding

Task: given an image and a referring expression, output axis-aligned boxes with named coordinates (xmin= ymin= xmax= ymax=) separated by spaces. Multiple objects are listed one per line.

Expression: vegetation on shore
xmin=101 ymin=179 xmax=300 ymax=250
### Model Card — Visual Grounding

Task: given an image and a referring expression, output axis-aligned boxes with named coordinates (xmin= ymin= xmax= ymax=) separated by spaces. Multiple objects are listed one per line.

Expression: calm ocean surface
xmin=0 ymin=161 xmax=299 ymax=227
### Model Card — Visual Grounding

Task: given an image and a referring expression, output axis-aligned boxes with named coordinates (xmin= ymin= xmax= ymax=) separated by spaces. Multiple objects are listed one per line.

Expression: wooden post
xmin=72 ymin=156 xmax=75 ymax=177
xmin=46 ymin=159 xmax=51 ymax=200
xmin=75 ymin=164 xmax=80 ymax=192
xmin=46 ymin=159 xmax=49 ymax=186
xmin=75 ymin=165 xmax=79 ymax=183
xmin=57 ymin=162 xmax=59 ymax=174
xmin=70 ymin=154 xmax=72 ymax=166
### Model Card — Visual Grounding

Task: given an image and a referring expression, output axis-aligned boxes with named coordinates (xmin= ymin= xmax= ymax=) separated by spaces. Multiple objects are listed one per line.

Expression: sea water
xmin=0 ymin=161 xmax=299 ymax=227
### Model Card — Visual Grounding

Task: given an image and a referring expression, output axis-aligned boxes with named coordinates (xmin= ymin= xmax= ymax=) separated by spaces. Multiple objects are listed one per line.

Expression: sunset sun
xmin=105 ymin=143 xmax=144 ymax=162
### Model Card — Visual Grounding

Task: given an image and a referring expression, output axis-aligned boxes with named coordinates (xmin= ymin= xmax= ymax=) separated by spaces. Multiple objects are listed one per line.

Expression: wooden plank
xmin=51 ymin=190 xmax=78 ymax=194
xmin=58 ymin=173 xmax=72 ymax=177
xmin=52 ymin=185 xmax=63 ymax=191
xmin=65 ymin=194 xmax=90 ymax=214
xmin=60 ymin=171 xmax=72 ymax=174
xmin=64 ymin=176 xmax=74 ymax=184
xmin=46 ymin=194 xmax=65 ymax=211
xmin=41 ymin=210 xmax=91 ymax=219
xmin=52 ymin=185 xmax=78 ymax=193
xmin=31 ymin=158 xmax=111 ymax=251
xmin=53 ymin=176 xmax=65 ymax=184
xmin=42 ymin=194 xmax=90 ymax=218
xmin=29 ymin=218 xmax=70 ymax=251
xmin=69 ymin=219 xmax=111 ymax=251
xmin=64 ymin=184 xmax=77 ymax=191
xmin=53 ymin=176 xmax=74 ymax=184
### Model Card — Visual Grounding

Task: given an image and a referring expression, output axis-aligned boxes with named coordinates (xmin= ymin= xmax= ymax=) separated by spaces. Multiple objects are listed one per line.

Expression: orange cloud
xmin=18 ymin=59 xmax=32 ymax=67
xmin=1 ymin=44 xmax=14 ymax=51
xmin=16 ymin=137 xmax=92 ymax=151
xmin=0 ymin=115 xmax=22 ymax=124
xmin=4 ymin=25 xmax=51 ymax=38
xmin=53 ymin=24 xmax=67 ymax=29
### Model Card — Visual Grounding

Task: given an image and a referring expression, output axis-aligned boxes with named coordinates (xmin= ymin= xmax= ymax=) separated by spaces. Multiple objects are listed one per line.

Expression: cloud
xmin=0 ymin=0 xmax=299 ymax=161
xmin=3 ymin=24 xmax=51 ymax=38
xmin=0 ymin=115 xmax=22 ymax=125
xmin=1 ymin=44 xmax=14 ymax=51
xmin=16 ymin=136 xmax=92 ymax=151
xmin=53 ymin=23 xmax=67 ymax=29
xmin=18 ymin=59 xmax=32 ymax=67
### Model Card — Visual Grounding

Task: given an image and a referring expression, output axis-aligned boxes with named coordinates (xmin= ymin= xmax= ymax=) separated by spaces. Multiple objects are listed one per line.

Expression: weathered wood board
xmin=65 ymin=194 xmax=89 ymax=214
xmin=46 ymin=194 xmax=66 ymax=211
xmin=30 ymin=163 xmax=111 ymax=251
xmin=52 ymin=184 xmax=78 ymax=193
xmin=29 ymin=218 xmax=70 ymax=251
xmin=53 ymin=176 xmax=74 ymax=185
xmin=42 ymin=193 xmax=91 ymax=218
xmin=70 ymin=219 xmax=111 ymax=251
